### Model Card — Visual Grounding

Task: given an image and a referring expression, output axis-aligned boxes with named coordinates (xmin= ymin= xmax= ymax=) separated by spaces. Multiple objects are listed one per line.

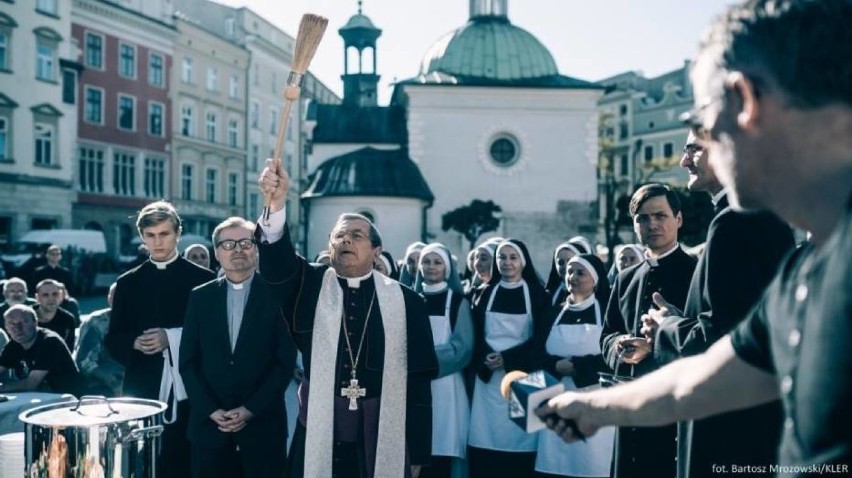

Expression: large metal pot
xmin=19 ymin=396 xmax=166 ymax=478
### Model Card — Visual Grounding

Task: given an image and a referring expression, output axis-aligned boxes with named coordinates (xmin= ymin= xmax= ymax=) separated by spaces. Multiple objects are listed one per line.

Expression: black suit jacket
xmin=256 ymin=225 xmax=438 ymax=466
xmin=654 ymin=195 xmax=794 ymax=478
xmin=179 ymin=273 xmax=297 ymax=448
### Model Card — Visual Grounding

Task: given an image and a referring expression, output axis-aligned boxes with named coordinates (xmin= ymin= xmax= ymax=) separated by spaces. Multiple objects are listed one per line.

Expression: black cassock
xmin=601 ymin=246 xmax=697 ymax=478
xmin=106 ymin=257 xmax=214 ymax=478
xmin=257 ymin=226 xmax=438 ymax=478
xmin=654 ymin=194 xmax=794 ymax=478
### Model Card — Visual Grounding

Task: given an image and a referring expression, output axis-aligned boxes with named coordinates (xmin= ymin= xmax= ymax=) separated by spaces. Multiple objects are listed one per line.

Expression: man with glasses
xmin=257 ymin=158 xmax=438 ymax=478
xmin=180 ymin=217 xmax=296 ymax=478
xmin=106 ymin=200 xmax=214 ymax=478
xmin=640 ymin=131 xmax=794 ymax=478
xmin=538 ymin=1 xmax=852 ymax=476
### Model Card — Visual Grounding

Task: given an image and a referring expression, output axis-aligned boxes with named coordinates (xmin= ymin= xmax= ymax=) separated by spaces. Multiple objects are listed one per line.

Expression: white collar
xmin=422 ymin=281 xmax=447 ymax=294
xmin=150 ymin=251 xmax=179 ymax=270
xmin=565 ymin=294 xmax=596 ymax=311
xmin=226 ymin=273 xmax=254 ymax=290
xmin=338 ymin=270 xmax=373 ymax=289
xmin=645 ymin=243 xmax=681 ymax=267
xmin=711 ymin=189 xmax=727 ymax=206
xmin=499 ymin=279 xmax=525 ymax=289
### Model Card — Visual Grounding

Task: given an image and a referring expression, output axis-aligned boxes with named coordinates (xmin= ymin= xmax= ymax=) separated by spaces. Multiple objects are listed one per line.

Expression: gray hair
xmin=3 ymin=277 xmax=27 ymax=294
xmin=4 ymin=303 xmax=37 ymax=322
xmin=212 ymin=217 xmax=256 ymax=245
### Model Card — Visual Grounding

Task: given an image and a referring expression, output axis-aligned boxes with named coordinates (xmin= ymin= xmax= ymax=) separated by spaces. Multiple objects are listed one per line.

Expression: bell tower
xmin=339 ymin=1 xmax=382 ymax=107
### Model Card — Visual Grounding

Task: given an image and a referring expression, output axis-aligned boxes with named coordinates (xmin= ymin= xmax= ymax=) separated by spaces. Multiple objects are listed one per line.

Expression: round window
xmin=489 ymin=136 xmax=519 ymax=167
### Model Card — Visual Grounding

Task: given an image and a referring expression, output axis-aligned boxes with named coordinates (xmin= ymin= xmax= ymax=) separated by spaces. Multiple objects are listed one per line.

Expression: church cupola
xmin=339 ymin=1 xmax=382 ymax=107
xmin=470 ymin=0 xmax=508 ymax=21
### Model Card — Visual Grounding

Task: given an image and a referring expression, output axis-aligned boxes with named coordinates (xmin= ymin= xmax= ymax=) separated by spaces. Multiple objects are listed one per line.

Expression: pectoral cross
xmin=341 ymin=377 xmax=366 ymax=411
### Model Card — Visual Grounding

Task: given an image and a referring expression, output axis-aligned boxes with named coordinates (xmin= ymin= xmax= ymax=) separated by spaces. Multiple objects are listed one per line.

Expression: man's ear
xmin=726 ymin=71 xmax=760 ymax=133
xmin=675 ymin=211 xmax=684 ymax=229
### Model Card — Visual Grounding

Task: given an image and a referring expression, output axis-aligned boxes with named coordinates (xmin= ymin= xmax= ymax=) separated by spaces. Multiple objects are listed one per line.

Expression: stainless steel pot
xmin=19 ymin=396 xmax=166 ymax=478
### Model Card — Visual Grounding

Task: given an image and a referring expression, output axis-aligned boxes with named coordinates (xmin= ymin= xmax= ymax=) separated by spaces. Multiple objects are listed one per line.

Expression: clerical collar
xmin=566 ymin=294 xmax=596 ymax=311
xmin=499 ymin=279 xmax=525 ymax=289
xmin=711 ymin=189 xmax=727 ymax=206
xmin=645 ymin=243 xmax=681 ymax=267
xmin=227 ymin=273 xmax=254 ymax=290
xmin=338 ymin=270 xmax=373 ymax=289
xmin=422 ymin=281 xmax=447 ymax=294
xmin=150 ymin=251 xmax=179 ymax=270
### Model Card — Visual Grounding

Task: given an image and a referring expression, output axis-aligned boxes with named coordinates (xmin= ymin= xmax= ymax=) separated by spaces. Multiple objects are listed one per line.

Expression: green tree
xmin=442 ymin=200 xmax=502 ymax=249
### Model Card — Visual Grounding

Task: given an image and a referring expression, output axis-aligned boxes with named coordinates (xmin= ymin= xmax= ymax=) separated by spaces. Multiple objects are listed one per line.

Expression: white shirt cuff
xmin=258 ymin=207 xmax=287 ymax=244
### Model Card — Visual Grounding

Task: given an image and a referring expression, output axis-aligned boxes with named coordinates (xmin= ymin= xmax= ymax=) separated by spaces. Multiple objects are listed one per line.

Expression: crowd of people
xmin=0 ymin=1 xmax=849 ymax=477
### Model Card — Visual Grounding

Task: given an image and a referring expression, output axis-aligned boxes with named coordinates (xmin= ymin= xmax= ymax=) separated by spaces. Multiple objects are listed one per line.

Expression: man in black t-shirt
xmin=0 ymin=304 xmax=79 ymax=394
xmin=33 ymin=279 xmax=77 ymax=352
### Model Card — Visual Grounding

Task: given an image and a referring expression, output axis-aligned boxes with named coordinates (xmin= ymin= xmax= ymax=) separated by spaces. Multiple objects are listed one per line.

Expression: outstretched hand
xmin=258 ymin=158 xmax=289 ymax=213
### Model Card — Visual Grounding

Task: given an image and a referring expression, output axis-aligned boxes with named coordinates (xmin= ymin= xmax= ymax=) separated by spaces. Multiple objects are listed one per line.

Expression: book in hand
xmin=500 ymin=370 xmax=564 ymax=433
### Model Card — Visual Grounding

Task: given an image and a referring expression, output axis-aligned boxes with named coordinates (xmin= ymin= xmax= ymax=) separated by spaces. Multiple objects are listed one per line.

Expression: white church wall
xmin=305 ymin=196 xmax=426 ymax=260
xmin=404 ymin=84 xmax=603 ymax=266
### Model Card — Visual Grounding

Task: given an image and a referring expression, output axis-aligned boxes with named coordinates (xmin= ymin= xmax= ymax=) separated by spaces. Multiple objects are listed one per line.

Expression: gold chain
xmin=341 ymin=287 xmax=376 ymax=374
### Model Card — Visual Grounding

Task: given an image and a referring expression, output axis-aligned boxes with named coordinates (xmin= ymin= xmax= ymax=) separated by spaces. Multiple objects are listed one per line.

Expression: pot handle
xmin=71 ymin=395 xmax=119 ymax=418
xmin=121 ymin=425 xmax=164 ymax=444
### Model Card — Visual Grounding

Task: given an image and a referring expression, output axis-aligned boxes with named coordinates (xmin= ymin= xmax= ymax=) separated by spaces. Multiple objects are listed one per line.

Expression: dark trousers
xmin=159 ymin=400 xmax=190 ymax=478
xmin=468 ymin=446 xmax=535 ymax=478
xmin=419 ymin=455 xmax=453 ymax=478
xmin=191 ymin=436 xmax=288 ymax=478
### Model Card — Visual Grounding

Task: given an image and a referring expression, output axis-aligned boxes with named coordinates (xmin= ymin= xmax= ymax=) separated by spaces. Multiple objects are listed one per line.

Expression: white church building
xmin=302 ymin=0 xmax=603 ymax=270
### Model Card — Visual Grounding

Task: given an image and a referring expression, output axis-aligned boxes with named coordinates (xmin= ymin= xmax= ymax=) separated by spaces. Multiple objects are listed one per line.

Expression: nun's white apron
xmin=429 ymin=289 xmax=470 ymax=458
xmin=468 ymin=282 xmax=538 ymax=452
xmin=535 ymin=298 xmax=615 ymax=476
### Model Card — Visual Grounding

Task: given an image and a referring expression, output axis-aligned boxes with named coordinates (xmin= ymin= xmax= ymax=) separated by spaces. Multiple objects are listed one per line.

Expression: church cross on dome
xmin=358 ymin=0 xmax=362 ymax=14
xmin=469 ymin=0 xmax=509 ymax=19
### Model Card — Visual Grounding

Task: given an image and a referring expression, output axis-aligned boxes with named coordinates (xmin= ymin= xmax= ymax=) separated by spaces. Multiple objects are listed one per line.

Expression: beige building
xmin=0 ymin=0 xmax=80 ymax=246
xmin=171 ymin=15 xmax=249 ymax=237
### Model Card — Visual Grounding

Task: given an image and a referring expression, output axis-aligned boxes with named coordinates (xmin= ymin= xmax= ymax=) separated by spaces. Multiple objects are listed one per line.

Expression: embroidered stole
xmin=304 ymin=269 xmax=408 ymax=478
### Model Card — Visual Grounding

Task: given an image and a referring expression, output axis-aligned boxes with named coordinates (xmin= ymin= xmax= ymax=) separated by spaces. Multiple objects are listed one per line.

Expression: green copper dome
xmin=419 ymin=16 xmax=559 ymax=81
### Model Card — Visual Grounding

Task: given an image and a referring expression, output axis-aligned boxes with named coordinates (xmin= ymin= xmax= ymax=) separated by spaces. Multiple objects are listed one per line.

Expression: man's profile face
xmin=681 ymin=131 xmax=719 ymax=193
xmin=3 ymin=282 xmax=27 ymax=305
xmin=140 ymin=221 xmax=180 ymax=262
xmin=329 ymin=219 xmax=379 ymax=276
xmin=5 ymin=309 xmax=37 ymax=345
xmin=633 ymin=196 xmax=682 ymax=254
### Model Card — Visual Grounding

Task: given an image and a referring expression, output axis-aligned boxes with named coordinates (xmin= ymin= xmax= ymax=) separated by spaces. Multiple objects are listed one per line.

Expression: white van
xmin=1 ymin=229 xmax=107 ymax=269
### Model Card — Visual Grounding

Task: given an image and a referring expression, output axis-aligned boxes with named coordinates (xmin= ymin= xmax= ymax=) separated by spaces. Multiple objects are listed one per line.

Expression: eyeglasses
xmin=216 ymin=238 xmax=256 ymax=251
xmin=680 ymin=94 xmax=725 ymax=136
xmin=330 ymin=230 xmax=369 ymax=243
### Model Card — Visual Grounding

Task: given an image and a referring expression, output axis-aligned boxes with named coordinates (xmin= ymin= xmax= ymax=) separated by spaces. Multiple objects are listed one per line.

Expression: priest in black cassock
xmin=643 ymin=134 xmax=794 ymax=478
xmin=257 ymin=158 xmax=438 ymax=478
xmin=105 ymin=200 xmax=215 ymax=478
xmin=601 ymin=183 xmax=697 ymax=478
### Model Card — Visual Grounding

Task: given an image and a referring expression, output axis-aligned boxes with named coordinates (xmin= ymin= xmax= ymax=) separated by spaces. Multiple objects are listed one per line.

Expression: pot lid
xmin=20 ymin=397 xmax=167 ymax=427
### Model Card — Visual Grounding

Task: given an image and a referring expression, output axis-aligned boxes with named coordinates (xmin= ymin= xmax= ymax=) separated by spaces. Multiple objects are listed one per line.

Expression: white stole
xmin=304 ymin=269 xmax=408 ymax=478
xmin=159 ymin=327 xmax=187 ymax=424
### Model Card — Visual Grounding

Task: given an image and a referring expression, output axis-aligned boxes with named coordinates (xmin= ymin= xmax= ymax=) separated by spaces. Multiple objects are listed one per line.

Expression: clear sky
xmin=214 ymin=0 xmax=735 ymax=104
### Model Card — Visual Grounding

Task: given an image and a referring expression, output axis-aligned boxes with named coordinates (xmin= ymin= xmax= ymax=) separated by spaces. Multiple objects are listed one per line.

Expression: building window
xmin=0 ymin=31 xmax=7 ymax=71
xmin=118 ymin=43 xmax=135 ymax=79
xmin=181 ymin=104 xmax=193 ymax=136
xmin=205 ymin=112 xmax=216 ymax=142
xmin=206 ymin=67 xmax=217 ymax=91
xmin=149 ymin=102 xmax=164 ymax=137
xmin=85 ymin=33 xmax=102 ymax=69
xmin=36 ymin=0 xmax=58 ymax=15
xmin=619 ymin=121 xmax=628 ymax=140
xmin=489 ymin=135 xmax=520 ymax=167
xmin=269 ymin=107 xmax=277 ymax=135
xmin=181 ymin=164 xmax=194 ymax=200
xmin=250 ymin=101 xmax=259 ymax=129
xmin=118 ymin=94 xmax=135 ymax=131
xmin=34 ymin=123 xmax=53 ymax=166
xmin=663 ymin=142 xmax=674 ymax=159
xmin=62 ymin=69 xmax=76 ymax=104
xmin=250 ymin=144 xmax=259 ymax=172
xmin=182 ymin=57 xmax=192 ymax=83
xmin=205 ymin=169 xmax=217 ymax=203
xmin=644 ymin=145 xmax=654 ymax=162
xmin=249 ymin=193 xmax=258 ymax=219
xmin=149 ymin=53 xmax=164 ymax=86
xmin=144 ymin=157 xmax=165 ymax=198
xmin=619 ymin=104 xmax=628 ymax=116
xmin=84 ymin=87 xmax=103 ymax=124
xmin=228 ymin=172 xmax=238 ymax=206
xmin=225 ymin=18 xmax=235 ymax=36
xmin=78 ymin=147 xmax=104 ymax=193
xmin=620 ymin=154 xmax=629 ymax=176
xmin=229 ymin=75 xmax=238 ymax=99
xmin=113 ymin=152 xmax=136 ymax=196
xmin=0 ymin=117 xmax=8 ymax=161
xmin=228 ymin=119 xmax=238 ymax=147
xmin=36 ymin=39 xmax=56 ymax=81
